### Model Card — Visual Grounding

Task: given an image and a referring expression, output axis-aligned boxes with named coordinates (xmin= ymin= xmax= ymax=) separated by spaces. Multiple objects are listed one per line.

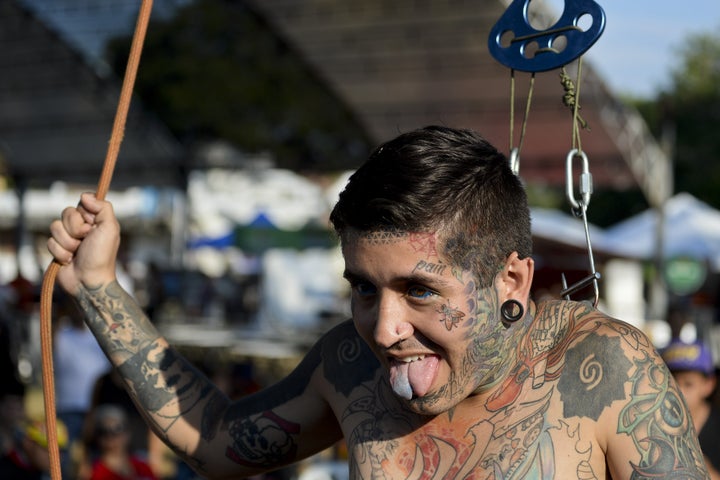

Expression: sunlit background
xmin=0 ymin=1 xmax=719 ymax=477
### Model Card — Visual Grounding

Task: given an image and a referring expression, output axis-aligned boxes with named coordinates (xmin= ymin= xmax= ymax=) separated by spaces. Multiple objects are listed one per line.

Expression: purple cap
xmin=662 ymin=340 xmax=715 ymax=375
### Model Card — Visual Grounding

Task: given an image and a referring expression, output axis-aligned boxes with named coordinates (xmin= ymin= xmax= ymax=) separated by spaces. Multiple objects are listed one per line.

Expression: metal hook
xmin=559 ymin=203 xmax=601 ymax=307
xmin=561 ymin=148 xmax=600 ymax=307
xmin=561 ymin=270 xmax=601 ymax=307
xmin=488 ymin=0 xmax=606 ymax=72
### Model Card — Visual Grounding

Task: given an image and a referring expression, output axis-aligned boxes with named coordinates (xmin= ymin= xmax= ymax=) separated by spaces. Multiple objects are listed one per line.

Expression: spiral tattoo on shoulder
xmin=557 ymin=333 xmax=631 ymax=420
xmin=322 ymin=322 xmax=380 ymax=397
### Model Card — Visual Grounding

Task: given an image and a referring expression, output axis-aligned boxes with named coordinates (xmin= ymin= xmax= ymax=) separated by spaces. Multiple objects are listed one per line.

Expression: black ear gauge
xmin=501 ymin=299 xmax=524 ymax=327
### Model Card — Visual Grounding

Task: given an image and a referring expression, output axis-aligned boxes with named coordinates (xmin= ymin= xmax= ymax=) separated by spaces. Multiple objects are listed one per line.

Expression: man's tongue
xmin=389 ymin=356 xmax=439 ymax=400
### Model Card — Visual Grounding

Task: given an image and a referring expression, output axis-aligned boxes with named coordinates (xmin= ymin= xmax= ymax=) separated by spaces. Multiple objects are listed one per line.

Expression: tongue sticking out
xmin=389 ymin=356 xmax=439 ymax=400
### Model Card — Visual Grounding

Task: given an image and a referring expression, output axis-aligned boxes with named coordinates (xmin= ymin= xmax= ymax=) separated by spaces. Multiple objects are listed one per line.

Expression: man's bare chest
xmin=340 ymin=384 xmax=604 ymax=480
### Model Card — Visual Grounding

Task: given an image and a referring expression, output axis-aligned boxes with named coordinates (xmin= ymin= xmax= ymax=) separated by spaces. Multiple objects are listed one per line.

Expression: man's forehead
xmin=342 ymin=228 xmax=444 ymax=262
xmin=344 ymin=227 xmax=438 ymax=242
xmin=345 ymin=228 xmax=410 ymax=245
xmin=341 ymin=228 xmax=469 ymax=286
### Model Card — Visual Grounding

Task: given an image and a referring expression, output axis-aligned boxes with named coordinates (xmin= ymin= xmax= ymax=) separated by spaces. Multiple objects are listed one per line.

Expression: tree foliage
xmin=633 ymin=31 xmax=720 ymax=210
xmin=106 ymin=0 xmax=372 ymax=172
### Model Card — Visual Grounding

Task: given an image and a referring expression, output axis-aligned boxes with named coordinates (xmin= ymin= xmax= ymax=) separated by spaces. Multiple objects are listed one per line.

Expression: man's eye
xmin=407 ymin=286 xmax=435 ymax=299
xmin=354 ymin=282 xmax=377 ymax=297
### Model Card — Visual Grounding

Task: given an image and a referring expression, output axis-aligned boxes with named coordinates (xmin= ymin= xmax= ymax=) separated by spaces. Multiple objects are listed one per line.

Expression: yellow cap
xmin=24 ymin=419 xmax=68 ymax=449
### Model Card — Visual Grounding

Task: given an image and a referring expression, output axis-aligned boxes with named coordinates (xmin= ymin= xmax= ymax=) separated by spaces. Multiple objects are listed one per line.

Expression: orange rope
xmin=39 ymin=1 xmax=153 ymax=478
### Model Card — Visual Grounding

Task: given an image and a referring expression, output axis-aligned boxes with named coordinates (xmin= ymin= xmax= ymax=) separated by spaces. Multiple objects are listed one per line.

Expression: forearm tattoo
xmin=78 ymin=281 xmax=159 ymax=362
xmin=78 ymin=281 xmax=301 ymax=472
xmin=76 ymin=281 xmax=216 ymax=433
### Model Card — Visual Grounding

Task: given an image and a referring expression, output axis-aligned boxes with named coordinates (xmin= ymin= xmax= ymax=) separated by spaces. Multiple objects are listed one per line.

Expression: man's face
xmin=672 ymin=370 xmax=716 ymax=411
xmin=342 ymin=229 xmax=513 ymax=415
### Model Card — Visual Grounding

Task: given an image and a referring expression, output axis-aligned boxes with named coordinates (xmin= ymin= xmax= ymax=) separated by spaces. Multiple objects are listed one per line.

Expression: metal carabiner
xmin=565 ymin=148 xmax=592 ymax=212
xmin=562 ymin=148 xmax=600 ymax=307
xmin=488 ymin=0 xmax=606 ymax=72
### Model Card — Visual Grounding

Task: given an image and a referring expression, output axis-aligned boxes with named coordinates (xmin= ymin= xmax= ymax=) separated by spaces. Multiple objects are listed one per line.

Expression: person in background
xmin=0 ymin=418 xmax=68 ymax=480
xmin=54 ymin=295 xmax=111 ymax=477
xmin=0 ymin=382 xmax=26 ymax=459
xmin=662 ymin=338 xmax=720 ymax=479
xmin=0 ymin=321 xmax=26 ymax=458
xmin=86 ymin=404 xmax=157 ymax=480
xmin=90 ymin=369 xmax=153 ymax=463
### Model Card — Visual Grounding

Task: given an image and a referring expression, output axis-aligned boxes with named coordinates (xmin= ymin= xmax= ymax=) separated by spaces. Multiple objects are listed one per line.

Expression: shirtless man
xmin=47 ymin=126 xmax=707 ymax=479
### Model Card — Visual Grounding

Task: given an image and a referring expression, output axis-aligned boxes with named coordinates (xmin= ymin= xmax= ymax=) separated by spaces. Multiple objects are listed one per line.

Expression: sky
xmin=559 ymin=0 xmax=720 ymax=98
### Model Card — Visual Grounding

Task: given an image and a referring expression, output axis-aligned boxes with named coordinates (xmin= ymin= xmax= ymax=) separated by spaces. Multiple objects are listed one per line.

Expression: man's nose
xmin=373 ymin=294 xmax=413 ymax=348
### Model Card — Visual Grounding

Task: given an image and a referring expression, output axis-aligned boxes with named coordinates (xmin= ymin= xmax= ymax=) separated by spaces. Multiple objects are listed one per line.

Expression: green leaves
xmin=106 ymin=0 xmax=372 ymax=171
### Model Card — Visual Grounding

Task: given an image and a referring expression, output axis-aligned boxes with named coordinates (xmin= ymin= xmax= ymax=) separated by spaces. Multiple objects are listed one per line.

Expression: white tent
xmin=603 ymin=193 xmax=720 ymax=272
xmin=530 ymin=207 xmax=607 ymax=250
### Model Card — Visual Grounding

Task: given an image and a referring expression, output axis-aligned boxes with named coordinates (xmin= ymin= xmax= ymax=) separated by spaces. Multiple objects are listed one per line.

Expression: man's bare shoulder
xmin=554 ymin=301 xmax=660 ymax=370
xmin=309 ymin=320 xmax=381 ymax=398
xmin=528 ymin=300 xmax=706 ymax=478
xmin=533 ymin=300 xmax=663 ymax=416
xmin=534 ymin=299 xmax=655 ymax=354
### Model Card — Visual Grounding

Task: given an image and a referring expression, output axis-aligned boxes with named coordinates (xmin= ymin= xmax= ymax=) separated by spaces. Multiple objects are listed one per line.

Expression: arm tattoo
xmin=216 ymin=321 xmax=368 ymax=468
xmin=620 ymin=351 xmax=706 ymax=477
xmin=77 ymin=289 xmax=369 ymax=472
xmin=116 ymin=343 xmax=215 ymax=430
xmin=558 ymin=324 xmax=706 ymax=477
xmin=225 ymin=411 xmax=300 ymax=468
xmin=76 ymin=281 xmax=217 ymax=433
xmin=77 ymin=281 xmax=160 ymax=361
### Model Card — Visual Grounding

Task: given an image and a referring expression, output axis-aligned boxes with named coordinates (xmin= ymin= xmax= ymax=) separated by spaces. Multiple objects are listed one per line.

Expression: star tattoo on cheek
xmin=438 ymin=302 xmax=465 ymax=331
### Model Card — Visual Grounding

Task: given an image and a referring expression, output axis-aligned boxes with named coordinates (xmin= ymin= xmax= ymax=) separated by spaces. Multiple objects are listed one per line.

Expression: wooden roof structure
xmin=0 ymin=0 xmax=667 ymax=202
xmin=0 ymin=1 xmax=184 ymax=189
xmin=246 ymin=0 xmax=663 ymax=195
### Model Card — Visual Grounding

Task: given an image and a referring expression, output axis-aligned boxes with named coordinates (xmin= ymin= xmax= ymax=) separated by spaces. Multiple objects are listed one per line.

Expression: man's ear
xmin=497 ymin=252 xmax=534 ymax=304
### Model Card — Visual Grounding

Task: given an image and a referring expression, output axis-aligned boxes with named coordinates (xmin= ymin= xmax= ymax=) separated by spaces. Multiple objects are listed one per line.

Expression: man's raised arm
xmin=47 ymin=193 xmax=342 ymax=478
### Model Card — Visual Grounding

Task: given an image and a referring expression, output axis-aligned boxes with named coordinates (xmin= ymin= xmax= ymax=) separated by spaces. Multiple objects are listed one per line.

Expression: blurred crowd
xmin=0 ymin=271 xmax=281 ymax=480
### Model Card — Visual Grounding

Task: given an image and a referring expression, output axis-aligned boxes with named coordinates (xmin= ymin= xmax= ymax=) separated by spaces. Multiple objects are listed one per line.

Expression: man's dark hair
xmin=329 ymin=125 xmax=532 ymax=287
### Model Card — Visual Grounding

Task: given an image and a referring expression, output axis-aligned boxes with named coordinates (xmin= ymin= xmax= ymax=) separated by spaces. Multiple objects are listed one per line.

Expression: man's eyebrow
xmin=342 ymin=270 xmax=363 ymax=283
xmin=398 ymin=273 xmax=452 ymax=288
xmin=343 ymin=269 xmax=451 ymax=288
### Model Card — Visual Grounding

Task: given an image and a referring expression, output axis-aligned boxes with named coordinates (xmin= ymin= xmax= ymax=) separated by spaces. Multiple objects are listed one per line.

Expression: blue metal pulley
xmin=488 ymin=0 xmax=606 ymax=72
